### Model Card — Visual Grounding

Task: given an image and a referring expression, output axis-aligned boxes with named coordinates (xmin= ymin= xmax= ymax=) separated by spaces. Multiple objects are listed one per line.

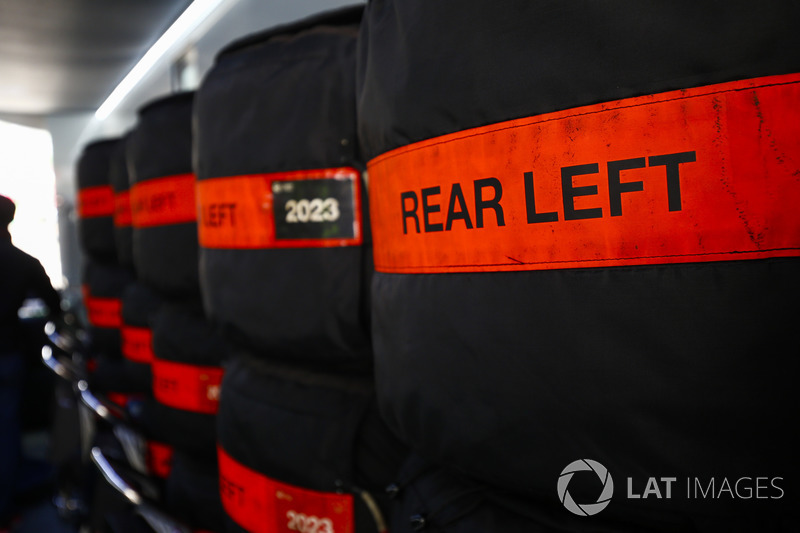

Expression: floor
xmin=8 ymin=498 xmax=79 ymax=533
xmin=4 ymin=431 xmax=81 ymax=533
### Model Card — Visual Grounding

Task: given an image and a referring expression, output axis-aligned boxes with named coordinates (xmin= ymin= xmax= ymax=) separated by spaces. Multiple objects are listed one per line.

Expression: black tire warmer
xmin=76 ymin=137 xmax=121 ymax=262
xmin=81 ymin=258 xmax=132 ymax=360
xmin=194 ymin=5 xmax=372 ymax=369
xmin=195 ymin=5 xmax=408 ymax=532
xmin=147 ymin=298 xmax=228 ymax=530
xmin=357 ymin=1 xmax=799 ymax=531
xmin=385 ymin=454 xmax=644 ymax=533
xmin=109 ymin=130 xmax=135 ymax=269
xmin=127 ymin=91 xmax=200 ymax=298
xmin=83 ymin=259 xmax=149 ymax=403
xmin=149 ymin=299 xmax=226 ymax=461
xmin=165 ymin=449 xmax=227 ymax=532
xmin=119 ymin=280 xmax=164 ymax=393
xmin=217 ymin=354 xmax=407 ymax=533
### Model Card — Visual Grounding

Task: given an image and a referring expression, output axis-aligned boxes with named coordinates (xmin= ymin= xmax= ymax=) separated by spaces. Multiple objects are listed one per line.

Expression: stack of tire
xmin=76 ymin=135 xmax=148 ymax=532
xmin=126 ymin=91 xmax=227 ymax=532
xmin=356 ymin=1 xmax=799 ymax=532
xmin=109 ymin=134 xmax=158 ymax=398
xmin=194 ymin=6 xmax=407 ymax=532
xmin=109 ymin=134 xmax=134 ymax=272
xmin=76 ymin=137 xmax=137 ymax=402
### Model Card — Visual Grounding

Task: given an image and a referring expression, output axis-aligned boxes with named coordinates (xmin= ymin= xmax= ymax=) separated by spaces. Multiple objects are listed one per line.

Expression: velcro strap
xmin=368 ymin=73 xmax=800 ymax=273
xmin=130 ymin=173 xmax=197 ymax=227
xmin=152 ymin=358 xmax=224 ymax=415
xmin=196 ymin=167 xmax=363 ymax=249
xmin=218 ymin=446 xmax=354 ymax=533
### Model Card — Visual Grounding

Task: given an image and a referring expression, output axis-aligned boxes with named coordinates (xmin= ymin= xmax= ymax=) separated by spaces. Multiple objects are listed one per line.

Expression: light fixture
xmin=95 ymin=0 xmax=229 ymax=120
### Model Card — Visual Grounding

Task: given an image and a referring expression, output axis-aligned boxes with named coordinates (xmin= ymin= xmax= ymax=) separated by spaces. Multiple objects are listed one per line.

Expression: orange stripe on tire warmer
xmin=368 ymin=73 xmax=800 ymax=273
xmin=114 ymin=190 xmax=132 ymax=227
xmin=121 ymin=326 xmax=154 ymax=364
xmin=218 ymin=446 xmax=354 ymax=533
xmin=78 ymin=185 xmax=114 ymax=218
xmin=106 ymin=392 xmax=136 ymax=408
xmin=104 ymin=393 xmax=173 ymax=479
xmin=152 ymin=358 xmax=224 ymax=415
xmin=147 ymin=440 xmax=173 ymax=478
xmin=196 ymin=167 xmax=363 ymax=249
xmin=130 ymin=173 xmax=197 ymax=228
xmin=83 ymin=292 xmax=122 ymax=329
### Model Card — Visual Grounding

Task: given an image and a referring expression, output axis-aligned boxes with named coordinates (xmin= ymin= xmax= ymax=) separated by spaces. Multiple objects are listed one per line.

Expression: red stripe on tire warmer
xmin=114 ymin=190 xmax=132 ymax=227
xmin=218 ymin=446 xmax=354 ymax=533
xmin=152 ymin=358 xmax=224 ymax=415
xmin=82 ymin=285 xmax=122 ymax=329
xmin=130 ymin=173 xmax=197 ymax=228
xmin=147 ymin=440 xmax=173 ymax=478
xmin=368 ymin=73 xmax=800 ymax=273
xmin=78 ymin=185 xmax=114 ymax=218
xmin=196 ymin=167 xmax=363 ymax=249
xmin=106 ymin=392 xmax=135 ymax=408
xmin=121 ymin=326 xmax=154 ymax=364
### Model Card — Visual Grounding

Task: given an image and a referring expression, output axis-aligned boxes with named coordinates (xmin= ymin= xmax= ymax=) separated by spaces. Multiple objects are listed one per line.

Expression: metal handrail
xmin=41 ymin=321 xmax=88 ymax=383
xmin=90 ymin=446 xmax=143 ymax=506
xmin=44 ymin=320 xmax=86 ymax=356
xmin=78 ymin=381 xmax=128 ymax=423
xmin=46 ymin=322 xmax=191 ymax=532
xmin=41 ymin=344 xmax=79 ymax=381
xmin=90 ymin=447 xmax=191 ymax=533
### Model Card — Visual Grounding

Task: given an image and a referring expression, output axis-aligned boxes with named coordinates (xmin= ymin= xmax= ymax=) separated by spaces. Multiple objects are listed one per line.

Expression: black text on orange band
xmin=85 ymin=296 xmax=122 ymax=329
xmin=78 ymin=185 xmax=114 ymax=218
xmin=218 ymin=446 xmax=354 ymax=533
xmin=368 ymin=73 xmax=800 ymax=273
xmin=130 ymin=174 xmax=197 ymax=228
xmin=114 ymin=190 xmax=132 ymax=227
xmin=121 ymin=326 xmax=154 ymax=364
xmin=197 ymin=168 xmax=363 ymax=249
xmin=152 ymin=358 xmax=224 ymax=415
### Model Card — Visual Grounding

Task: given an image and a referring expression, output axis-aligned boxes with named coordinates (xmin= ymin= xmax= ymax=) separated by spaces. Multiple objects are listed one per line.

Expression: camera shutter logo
xmin=557 ymin=459 xmax=614 ymax=516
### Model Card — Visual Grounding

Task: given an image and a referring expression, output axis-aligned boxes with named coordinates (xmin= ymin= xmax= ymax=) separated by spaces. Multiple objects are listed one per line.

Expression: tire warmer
xmin=357 ymin=1 xmax=799 ymax=531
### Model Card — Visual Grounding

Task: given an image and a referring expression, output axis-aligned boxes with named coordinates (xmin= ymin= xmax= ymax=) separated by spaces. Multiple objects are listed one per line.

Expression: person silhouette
xmin=0 ymin=194 xmax=61 ymax=525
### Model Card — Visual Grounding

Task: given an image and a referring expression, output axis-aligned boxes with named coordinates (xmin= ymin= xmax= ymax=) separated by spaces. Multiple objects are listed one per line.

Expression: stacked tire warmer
xmin=77 ymin=138 xmax=120 ymax=263
xmin=357 ymin=1 xmax=799 ymax=532
xmin=128 ymin=92 xmax=200 ymax=299
xmin=119 ymin=281 xmax=162 ymax=395
xmin=127 ymin=91 xmax=227 ymax=532
xmin=78 ymin=135 xmax=151 ymax=531
xmin=109 ymin=134 xmax=134 ymax=271
xmin=195 ymin=6 xmax=406 ymax=532
xmin=104 ymin=130 xmax=177 ymax=500
xmin=112 ymin=134 xmax=156 ymax=396
xmin=82 ymin=260 xmax=138 ymax=395
xmin=76 ymin=137 xmax=137 ymax=399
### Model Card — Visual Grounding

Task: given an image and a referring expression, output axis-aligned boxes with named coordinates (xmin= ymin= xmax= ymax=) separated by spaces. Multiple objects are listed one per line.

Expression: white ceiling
xmin=0 ymin=0 xmax=195 ymax=124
